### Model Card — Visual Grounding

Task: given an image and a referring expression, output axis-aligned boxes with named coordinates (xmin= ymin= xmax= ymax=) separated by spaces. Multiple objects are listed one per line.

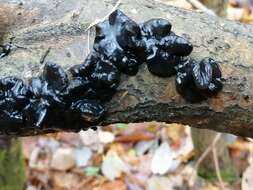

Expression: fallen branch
xmin=212 ymin=145 xmax=225 ymax=189
xmin=0 ymin=0 xmax=253 ymax=137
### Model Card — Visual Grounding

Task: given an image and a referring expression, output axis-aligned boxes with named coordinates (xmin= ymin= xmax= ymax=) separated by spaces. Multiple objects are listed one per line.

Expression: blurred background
xmin=2 ymin=0 xmax=253 ymax=190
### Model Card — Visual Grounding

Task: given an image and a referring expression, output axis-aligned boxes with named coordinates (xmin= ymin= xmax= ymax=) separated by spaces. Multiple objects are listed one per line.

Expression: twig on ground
xmin=40 ymin=47 xmax=51 ymax=64
xmin=195 ymin=133 xmax=222 ymax=170
xmin=87 ymin=29 xmax=90 ymax=54
xmin=212 ymin=145 xmax=225 ymax=190
xmin=185 ymin=0 xmax=216 ymax=15
xmin=189 ymin=133 xmax=222 ymax=186
xmin=85 ymin=0 xmax=121 ymax=31
xmin=85 ymin=0 xmax=121 ymax=53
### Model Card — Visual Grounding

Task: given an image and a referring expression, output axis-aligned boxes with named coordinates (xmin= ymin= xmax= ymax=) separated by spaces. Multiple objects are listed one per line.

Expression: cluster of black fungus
xmin=0 ymin=9 xmax=223 ymax=135
xmin=0 ymin=62 xmax=106 ymax=134
xmin=137 ymin=15 xmax=222 ymax=102
xmin=140 ymin=19 xmax=193 ymax=77
xmin=175 ymin=58 xmax=223 ymax=102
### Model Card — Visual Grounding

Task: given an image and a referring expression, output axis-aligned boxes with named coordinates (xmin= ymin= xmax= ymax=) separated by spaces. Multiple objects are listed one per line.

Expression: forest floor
xmin=22 ymin=0 xmax=253 ymax=190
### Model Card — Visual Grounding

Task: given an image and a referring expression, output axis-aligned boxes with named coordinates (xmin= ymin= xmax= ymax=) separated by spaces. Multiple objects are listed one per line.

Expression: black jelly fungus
xmin=193 ymin=57 xmax=223 ymax=95
xmin=42 ymin=62 xmax=69 ymax=91
xmin=69 ymin=52 xmax=97 ymax=78
xmin=175 ymin=57 xmax=223 ymax=103
xmin=0 ymin=44 xmax=11 ymax=58
xmin=175 ymin=58 xmax=206 ymax=103
xmin=61 ymin=77 xmax=91 ymax=103
xmin=140 ymin=18 xmax=193 ymax=77
xmin=70 ymin=99 xmax=105 ymax=123
xmin=93 ymin=10 xmax=142 ymax=75
xmin=140 ymin=19 xmax=172 ymax=39
xmin=146 ymin=49 xmax=180 ymax=77
xmin=0 ymin=9 xmax=223 ymax=135
xmin=90 ymin=58 xmax=120 ymax=90
xmin=23 ymin=99 xmax=48 ymax=128
xmin=159 ymin=35 xmax=193 ymax=56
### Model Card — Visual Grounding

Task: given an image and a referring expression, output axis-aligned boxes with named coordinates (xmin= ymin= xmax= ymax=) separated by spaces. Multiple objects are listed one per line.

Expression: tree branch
xmin=1 ymin=0 xmax=253 ymax=137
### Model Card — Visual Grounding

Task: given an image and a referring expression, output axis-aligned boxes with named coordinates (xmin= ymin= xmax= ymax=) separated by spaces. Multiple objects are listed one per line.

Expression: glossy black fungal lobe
xmin=0 ymin=44 xmax=11 ymax=58
xmin=93 ymin=10 xmax=143 ymax=75
xmin=140 ymin=19 xmax=193 ymax=77
xmin=0 ymin=9 xmax=223 ymax=135
xmin=175 ymin=57 xmax=223 ymax=103
xmin=70 ymin=99 xmax=105 ymax=123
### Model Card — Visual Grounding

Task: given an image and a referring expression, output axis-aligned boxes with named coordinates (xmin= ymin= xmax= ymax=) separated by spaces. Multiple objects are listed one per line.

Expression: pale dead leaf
xmin=146 ymin=176 xmax=173 ymax=190
xmin=134 ymin=140 xmax=155 ymax=156
xmin=79 ymin=129 xmax=99 ymax=145
xmin=101 ymin=151 xmax=128 ymax=180
xmin=98 ymin=129 xmax=115 ymax=143
xmin=51 ymin=148 xmax=76 ymax=171
xmin=73 ymin=147 xmax=92 ymax=167
xmin=151 ymin=142 xmax=181 ymax=175
xmin=242 ymin=160 xmax=253 ymax=190
xmin=98 ymin=180 xmax=127 ymax=190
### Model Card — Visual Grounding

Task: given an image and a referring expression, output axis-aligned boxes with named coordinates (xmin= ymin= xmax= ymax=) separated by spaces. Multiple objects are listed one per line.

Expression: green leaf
xmin=115 ymin=123 xmax=128 ymax=129
xmin=128 ymin=149 xmax=136 ymax=157
xmin=84 ymin=166 xmax=100 ymax=177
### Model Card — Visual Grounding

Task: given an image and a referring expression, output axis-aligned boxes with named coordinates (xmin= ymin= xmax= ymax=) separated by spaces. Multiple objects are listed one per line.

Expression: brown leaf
xmin=115 ymin=132 xmax=155 ymax=143
xmin=98 ymin=180 xmax=127 ymax=190
xmin=166 ymin=123 xmax=187 ymax=148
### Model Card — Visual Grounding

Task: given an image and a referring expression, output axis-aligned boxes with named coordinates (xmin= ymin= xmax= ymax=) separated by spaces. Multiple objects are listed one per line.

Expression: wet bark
xmin=1 ymin=0 xmax=253 ymax=137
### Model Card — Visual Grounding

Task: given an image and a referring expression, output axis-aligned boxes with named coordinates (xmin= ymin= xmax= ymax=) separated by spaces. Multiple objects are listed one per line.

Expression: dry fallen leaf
xmin=73 ymin=147 xmax=92 ymax=167
xmin=52 ymin=171 xmax=81 ymax=189
xmin=115 ymin=131 xmax=155 ymax=143
xmin=146 ymin=176 xmax=173 ymax=190
xmin=242 ymin=158 xmax=253 ymax=190
xmin=98 ymin=180 xmax=127 ymax=190
xmin=151 ymin=142 xmax=181 ymax=175
xmin=166 ymin=123 xmax=187 ymax=148
xmin=79 ymin=129 xmax=99 ymax=145
xmin=51 ymin=148 xmax=76 ymax=171
xmin=201 ymin=183 xmax=220 ymax=190
xmin=101 ymin=151 xmax=128 ymax=180
xmin=98 ymin=129 xmax=115 ymax=144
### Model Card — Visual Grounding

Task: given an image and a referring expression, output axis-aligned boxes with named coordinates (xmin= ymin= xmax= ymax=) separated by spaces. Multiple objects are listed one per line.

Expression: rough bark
xmin=1 ymin=0 xmax=253 ymax=137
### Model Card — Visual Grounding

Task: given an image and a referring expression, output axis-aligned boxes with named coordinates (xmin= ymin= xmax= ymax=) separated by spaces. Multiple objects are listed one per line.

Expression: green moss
xmin=198 ymin=167 xmax=237 ymax=183
xmin=220 ymin=168 xmax=237 ymax=183
xmin=0 ymin=139 xmax=26 ymax=190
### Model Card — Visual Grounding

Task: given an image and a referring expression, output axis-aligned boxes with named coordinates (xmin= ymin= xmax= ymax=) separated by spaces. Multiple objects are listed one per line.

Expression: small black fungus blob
xmin=70 ymin=99 xmax=105 ymax=123
xmin=0 ymin=9 xmax=223 ymax=135
xmin=93 ymin=10 xmax=143 ymax=75
xmin=61 ymin=77 xmax=91 ymax=104
xmin=192 ymin=57 xmax=223 ymax=95
xmin=0 ymin=44 xmax=11 ymax=58
xmin=175 ymin=57 xmax=223 ymax=103
xmin=139 ymin=19 xmax=193 ymax=77
xmin=42 ymin=61 xmax=69 ymax=91
xmin=69 ymin=52 xmax=97 ymax=78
